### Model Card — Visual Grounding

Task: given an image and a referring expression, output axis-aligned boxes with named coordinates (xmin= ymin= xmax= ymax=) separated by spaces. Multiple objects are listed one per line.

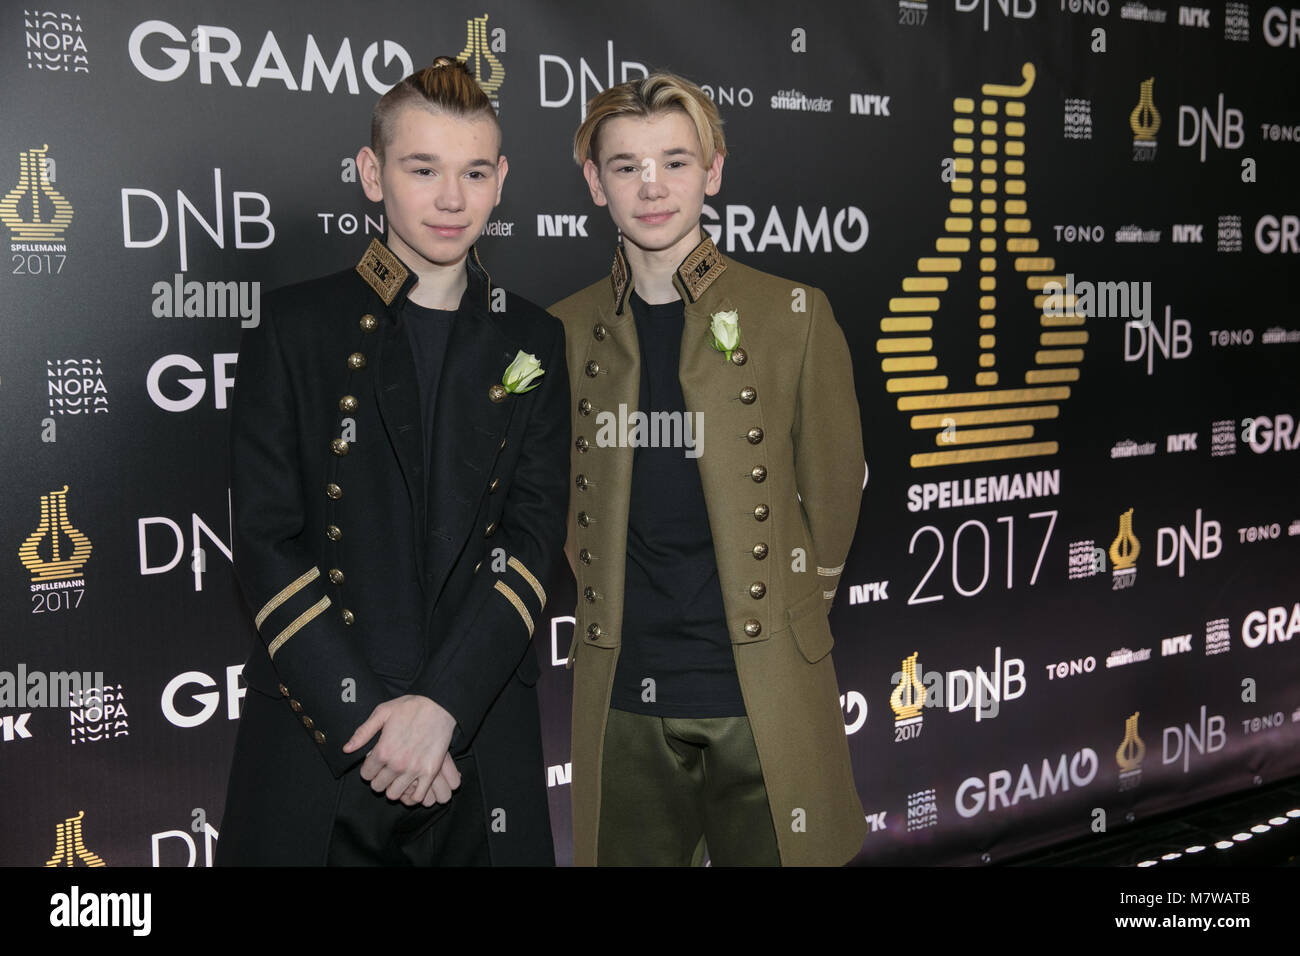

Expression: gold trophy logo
xmin=1116 ymin=711 xmax=1145 ymax=790
xmin=890 ymin=652 xmax=926 ymax=738
xmin=877 ymin=64 xmax=1085 ymax=468
xmin=1129 ymin=77 xmax=1160 ymax=159
xmin=0 ymin=144 xmax=74 ymax=242
xmin=457 ymin=14 xmax=504 ymax=106
xmin=44 ymin=811 xmax=106 ymax=867
xmin=1108 ymin=506 xmax=1139 ymax=588
xmin=19 ymin=485 xmax=92 ymax=583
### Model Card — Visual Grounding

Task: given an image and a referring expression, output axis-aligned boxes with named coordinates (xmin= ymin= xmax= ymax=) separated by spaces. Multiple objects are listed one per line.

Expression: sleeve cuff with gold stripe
xmin=255 ymin=565 xmax=334 ymax=659
xmin=492 ymin=555 xmax=547 ymax=638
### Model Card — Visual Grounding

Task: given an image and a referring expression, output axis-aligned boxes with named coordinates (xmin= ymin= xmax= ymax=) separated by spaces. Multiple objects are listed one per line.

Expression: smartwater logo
xmin=50 ymin=886 xmax=151 ymax=936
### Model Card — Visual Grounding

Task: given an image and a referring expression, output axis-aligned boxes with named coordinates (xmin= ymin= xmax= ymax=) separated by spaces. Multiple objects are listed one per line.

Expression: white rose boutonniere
xmin=489 ymin=350 xmax=545 ymax=402
xmin=709 ymin=309 xmax=740 ymax=362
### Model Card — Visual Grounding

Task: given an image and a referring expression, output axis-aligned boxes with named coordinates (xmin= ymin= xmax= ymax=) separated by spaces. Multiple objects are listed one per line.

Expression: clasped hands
xmin=343 ymin=695 xmax=461 ymax=807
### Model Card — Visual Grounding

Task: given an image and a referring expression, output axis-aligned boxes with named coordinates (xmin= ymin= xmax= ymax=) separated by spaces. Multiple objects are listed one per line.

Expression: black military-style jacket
xmin=216 ymin=238 xmax=569 ymax=865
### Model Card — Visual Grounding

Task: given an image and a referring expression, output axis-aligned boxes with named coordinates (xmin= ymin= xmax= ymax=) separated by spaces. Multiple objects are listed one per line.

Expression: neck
xmin=388 ymin=234 xmax=469 ymax=310
xmin=623 ymin=225 xmax=704 ymax=305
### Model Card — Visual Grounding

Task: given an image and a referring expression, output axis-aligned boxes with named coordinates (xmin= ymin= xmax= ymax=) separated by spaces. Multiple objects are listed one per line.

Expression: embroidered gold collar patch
xmin=355 ymin=238 xmax=408 ymax=305
xmin=609 ymin=233 xmax=726 ymax=314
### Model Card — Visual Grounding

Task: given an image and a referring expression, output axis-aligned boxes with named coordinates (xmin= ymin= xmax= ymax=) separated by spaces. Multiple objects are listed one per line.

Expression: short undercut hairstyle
xmin=370 ymin=56 xmax=500 ymax=164
xmin=573 ymin=71 xmax=727 ymax=168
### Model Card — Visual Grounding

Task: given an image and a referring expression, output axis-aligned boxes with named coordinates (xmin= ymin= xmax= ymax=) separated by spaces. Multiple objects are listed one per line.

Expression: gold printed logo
xmin=877 ymin=64 xmax=1084 ymax=468
xmin=44 ymin=811 xmax=106 ymax=867
xmin=890 ymin=651 xmax=926 ymax=722
xmin=0 ymin=144 xmax=74 ymax=242
xmin=457 ymin=14 xmax=504 ymax=102
xmin=1108 ymin=507 xmax=1140 ymax=570
xmin=1130 ymin=77 xmax=1160 ymax=143
xmin=1116 ymin=711 xmax=1146 ymax=771
xmin=19 ymin=485 xmax=92 ymax=583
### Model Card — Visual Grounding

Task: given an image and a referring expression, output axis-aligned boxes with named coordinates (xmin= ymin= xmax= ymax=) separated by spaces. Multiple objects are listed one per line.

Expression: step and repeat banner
xmin=2 ymin=0 xmax=1298 ymax=867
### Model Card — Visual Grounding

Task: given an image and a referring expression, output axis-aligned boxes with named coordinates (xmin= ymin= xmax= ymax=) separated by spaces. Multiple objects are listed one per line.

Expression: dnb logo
xmin=877 ymin=64 xmax=1084 ymax=469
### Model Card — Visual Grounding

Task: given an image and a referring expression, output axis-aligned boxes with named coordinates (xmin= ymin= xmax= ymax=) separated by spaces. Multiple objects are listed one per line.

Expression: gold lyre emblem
xmin=0 ymin=144 xmax=74 ymax=241
xmin=1129 ymin=78 xmax=1160 ymax=143
xmin=890 ymin=652 xmax=926 ymax=721
xmin=44 ymin=811 xmax=106 ymax=867
xmin=877 ymin=64 xmax=1084 ymax=468
xmin=1116 ymin=711 xmax=1146 ymax=771
xmin=1108 ymin=507 xmax=1140 ymax=570
xmin=19 ymin=485 xmax=92 ymax=583
xmin=458 ymin=15 xmax=504 ymax=101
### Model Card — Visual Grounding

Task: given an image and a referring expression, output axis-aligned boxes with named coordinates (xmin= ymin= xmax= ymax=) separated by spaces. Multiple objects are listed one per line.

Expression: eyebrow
xmin=398 ymin=152 xmax=495 ymax=168
xmin=604 ymin=147 xmax=696 ymax=165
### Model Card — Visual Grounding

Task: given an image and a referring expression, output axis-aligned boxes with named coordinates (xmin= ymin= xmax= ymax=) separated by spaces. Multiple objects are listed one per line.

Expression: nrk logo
xmin=127 ymin=20 xmax=413 ymax=95
xmin=1161 ymin=633 xmax=1193 ymax=656
xmin=1178 ymin=94 xmax=1245 ymax=162
xmin=1243 ymin=413 xmax=1300 ymax=453
xmin=1241 ymin=601 xmax=1299 ymax=648
xmin=1162 ymin=704 xmax=1225 ymax=773
xmin=849 ymin=93 xmax=891 ymax=116
xmin=19 ymin=486 xmax=91 ymax=607
xmin=160 ymin=666 xmax=246 ymax=728
xmin=701 ymin=203 xmax=868 ymax=253
xmin=2 ymin=144 xmax=73 ymax=255
xmin=864 ymin=810 xmax=888 ymax=833
xmin=68 ymin=682 xmax=128 ymax=744
xmin=1 ymin=711 xmax=33 ymax=742
xmin=23 ymin=10 xmax=88 ymax=73
xmin=539 ymin=40 xmax=648 ymax=118
xmin=146 ymin=353 xmax=238 ymax=413
xmin=122 ymin=168 xmax=274 ymax=271
xmin=536 ymin=214 xmax=587 ymax=238
xmin=954 ymin=0 xmax=1037 ymax=32
xmin=1171 ymin=223 xmax=1203 ymax=243
xmin=1130 ymin=77 xmax=1160 ymax=161
xmin=1116 ymin=711 xmax=1145 ymax=790
xmin=1177 ymin=5 xmax=1211 ymax=27
xmin=47 ymin=359 xmax=107 ymax=416
xmin=955 ymin=748 xmax=1098 ymax=818
xmin=848 ymin=580 xmax=889 ymax=604
xmin=1166 ymin=432 xmax=1197 ymax=452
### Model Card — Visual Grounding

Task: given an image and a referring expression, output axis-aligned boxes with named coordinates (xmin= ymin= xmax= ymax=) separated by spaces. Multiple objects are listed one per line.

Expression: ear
xmin=494 ymin=154 xmax=509 ymax=206
xmin=704 ymin=150 xmax=725 ymax=197
xmin=582 ymin=158 xmax=608 ymax=208
xmin=357 ymin=146 xmax=384 ymax=203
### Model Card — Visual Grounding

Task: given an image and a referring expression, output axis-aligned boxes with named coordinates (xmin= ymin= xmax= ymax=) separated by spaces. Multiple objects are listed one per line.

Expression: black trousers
xmin=326 ymin=752 xmax=491 ymax=866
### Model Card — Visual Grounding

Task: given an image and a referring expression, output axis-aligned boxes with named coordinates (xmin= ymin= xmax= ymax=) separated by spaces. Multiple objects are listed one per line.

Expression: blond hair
xmin=573 ymin=72 xmax=726 ymax=167
xmin=371 ymin=56 xmax=499 ymax=164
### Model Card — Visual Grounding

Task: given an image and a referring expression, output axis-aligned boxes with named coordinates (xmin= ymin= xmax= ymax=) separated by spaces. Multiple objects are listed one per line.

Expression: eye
xmin=413 ymin=167 xmax=434 ymax=177
xmin=616 ymin=164 xmax=639 ymax=174
xmin=466 ymin=170 xmax=487 ymax=180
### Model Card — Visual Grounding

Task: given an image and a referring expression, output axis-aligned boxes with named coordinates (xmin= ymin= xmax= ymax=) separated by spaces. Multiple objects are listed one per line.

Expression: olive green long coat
xmin=549 ymin=234 xmax=866 ymax=866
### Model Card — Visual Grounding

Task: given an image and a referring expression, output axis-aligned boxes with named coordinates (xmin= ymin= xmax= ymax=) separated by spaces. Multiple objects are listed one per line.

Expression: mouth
xmin=428 ymin=224 xmax=469 ymax=237
xmin=635 ymin=211 xmax=675 ymax=225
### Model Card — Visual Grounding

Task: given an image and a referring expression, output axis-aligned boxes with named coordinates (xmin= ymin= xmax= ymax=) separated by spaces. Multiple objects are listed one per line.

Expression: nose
xmin=435 ymin=175 xmax=466 ymax=212
xmin=637 ymin=167 xmax=668 ymax=201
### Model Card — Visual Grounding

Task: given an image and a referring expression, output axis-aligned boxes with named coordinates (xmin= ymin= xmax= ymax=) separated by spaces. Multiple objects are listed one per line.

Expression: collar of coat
xmin=354 ymin=236 xmax=493 ymax=316
xmin=609 ymin=230 xmax=727 ymax=315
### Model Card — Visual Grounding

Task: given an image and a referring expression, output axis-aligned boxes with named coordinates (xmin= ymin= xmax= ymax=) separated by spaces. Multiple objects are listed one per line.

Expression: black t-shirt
xmin=402 ymin=298 xmax=457 ymax=488
xmin=611 ymin=291 xmax=746 ymax=718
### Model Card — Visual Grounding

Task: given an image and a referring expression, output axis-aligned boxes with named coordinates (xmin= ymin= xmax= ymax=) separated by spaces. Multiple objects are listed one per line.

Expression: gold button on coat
xmin=278 ymin=683 xmax=289 ymax=697
xmin=330 ymin=438 xmax=349 ymax=456
xmin=289 ymin=699 xmax=303 ymax=713
xmin=339 ymin=395 xmax=358 ymax=412
xmin=301 ymin=715 xmax=314 ymax=729
xmin=751 ymin=465 xmax=767 ymax=482
xmin=578 ymin=548 xmax=592 ymax=565
xmin=587 ymin=623 xmax=602 ymax=638
xmin=577 ymin=511 xmax=590 ymax=527
xmin=488 ymin=477 xmax=500 ymax=493
xmin=347 ymin=352 xmax=366 ymax=370
xmin=750 ymin=582 xmax=766 ymax=599
xmin=739 ymin=386 xmax=757 ymax=404
xmin=575 ymin=436 xmax=589 ymax=453
xmin=752 ymin=542 xmax=769 ymax=560
xmin=585 ymin=361 xmax=601 ymax=378
xmin=593 ymin=324 xmax=607 ymax=341
xmin=359 ymin=314 xmax=377 ymax=331
xmin=312 ymin=730 xmax=326 ymax=745
xmin=731 ymin=347 xmax=748 ymax=366
xmin=744 ymin=619 xmax=762 ymax=637
xmin=485 ymin=520 xmax=498 ymax=537
xmin=753 ymin=503 xmax=770 ymax=521
xmin=341 ymin=608 xmax=355 ymax=625
xmin=328 ymin=568 xmax=344 ymax=584
xmin=325 ymin=524 xmax=341 ymax=541
xmin=575 ymin=474 xmax=589 ymax=490
xmin=489 ymin=384 xmax=508 ymax=403
xmin=583 ymin=586 xmax=596 ymax=603
xmin=747 ymin=427 xmax=764 ymax=444
xmin=578 ymin=398 xmax=592 ymax=416
xmin=325 ymin=483 xmax=342 ymax=499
